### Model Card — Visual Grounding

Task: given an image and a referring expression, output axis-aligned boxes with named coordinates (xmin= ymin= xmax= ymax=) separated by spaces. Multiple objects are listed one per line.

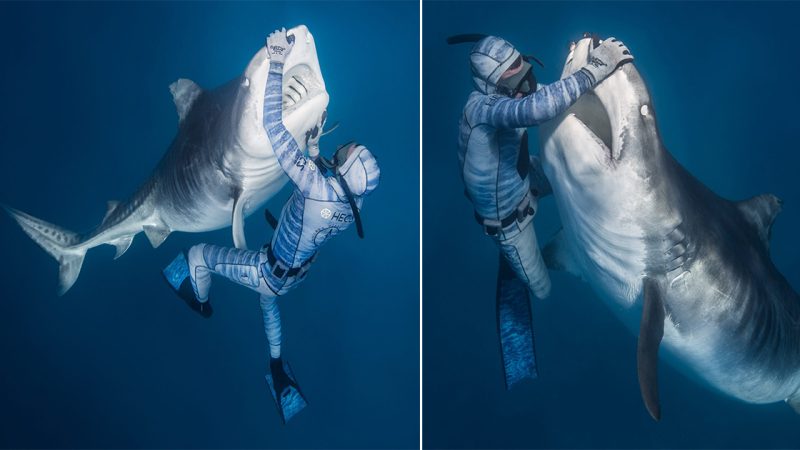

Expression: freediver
xmin=162 ymin=28 xmax=380 ymax=423
xmin=452 ymin=33 xmax=632 ymax=300
xmin=449 ymin=33 xmax=632 ymax=387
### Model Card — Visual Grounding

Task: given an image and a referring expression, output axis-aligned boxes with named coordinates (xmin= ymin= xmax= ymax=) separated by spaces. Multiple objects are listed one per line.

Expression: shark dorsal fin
xmin=737 ymin=194 xmax=782 ymax=250
xmin=169 ymin=78 xmax=203 ymax=124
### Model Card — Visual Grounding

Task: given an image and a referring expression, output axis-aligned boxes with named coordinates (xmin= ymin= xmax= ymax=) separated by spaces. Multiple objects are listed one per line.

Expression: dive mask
xmin=315 ymin=141 xmax=355 ymax=172
xmin=496 ymin=56 xmax=539 ymax=98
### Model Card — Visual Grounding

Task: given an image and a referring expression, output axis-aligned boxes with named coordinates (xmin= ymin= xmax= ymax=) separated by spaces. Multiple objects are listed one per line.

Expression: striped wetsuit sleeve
xmin=263 ymin=60 xmax=334 ymax=197
xmin=481 ymin=69 xmax=595 ymax=129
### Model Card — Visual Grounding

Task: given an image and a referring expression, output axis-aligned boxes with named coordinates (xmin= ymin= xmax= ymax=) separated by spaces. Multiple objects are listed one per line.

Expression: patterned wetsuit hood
xmin=470 ymin=35 xmax=521 ymax=95
xmin=336 ymin=144 xmax=380 ymax=197
xmin=315 ymin=143 xmax=380 ymax=238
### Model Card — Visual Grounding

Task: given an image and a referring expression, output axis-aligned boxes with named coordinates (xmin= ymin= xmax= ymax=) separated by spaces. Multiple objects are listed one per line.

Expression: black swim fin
xmin=497 ymin=252 xmax=538 ymax=389
xmin=265 ymin=357 xmax=308 ymax=424
xmin=162 ymin=252 xmax=213 ymax=318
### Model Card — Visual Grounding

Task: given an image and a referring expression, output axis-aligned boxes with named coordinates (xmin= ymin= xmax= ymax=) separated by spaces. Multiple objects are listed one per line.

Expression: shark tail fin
xmin=3 ymin=206 xmax=86 ymax=295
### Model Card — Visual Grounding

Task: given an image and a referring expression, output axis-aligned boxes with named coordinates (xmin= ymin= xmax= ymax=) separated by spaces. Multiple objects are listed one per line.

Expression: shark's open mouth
xmin=282 ymin=65 xmax=324 ymax=113
xmin=570 ymin=90 xmax=614 ymax=160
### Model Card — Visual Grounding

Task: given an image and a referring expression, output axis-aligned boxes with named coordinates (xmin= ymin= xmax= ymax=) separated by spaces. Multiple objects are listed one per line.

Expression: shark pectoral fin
xmin=542 ymin=229 xmax=580 ymax=278
xmin=102 ymin=201 xmax=120 ymax=224
xmin=785 ymin=395 xmax=800 ymax=414
xmin=736 ymin=194 xmax=782 ymax=250
xmin=232 ymin=193 xmax=248 ymax=250
xmin=108 ymin=235 xmax=134 ymax=260
xmin=143 ymin=223 xmax=171 ymax=248
xmin=638 ymin=277 xmax=666 ymax=421
xmin=169 ymin=78 xmax=203 ymax=124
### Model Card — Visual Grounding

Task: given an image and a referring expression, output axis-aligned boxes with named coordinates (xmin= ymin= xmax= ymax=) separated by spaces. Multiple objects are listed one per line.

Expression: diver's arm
xmin=264 ymin=62 xmax=332 ymax=196
xmin=263 ymin=34 xmax=330 ymax=197
xmin=482 ymin=69 xmax=595 ymax=129
xmin=481 ymin=37 xmax=634 ymax=129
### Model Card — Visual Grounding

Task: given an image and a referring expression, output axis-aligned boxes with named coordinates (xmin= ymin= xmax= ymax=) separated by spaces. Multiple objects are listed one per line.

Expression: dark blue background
xmin=423 ymin=1 xmax=800 ymax=448
xmin=0 ymin=2 xmax=418 ymax=448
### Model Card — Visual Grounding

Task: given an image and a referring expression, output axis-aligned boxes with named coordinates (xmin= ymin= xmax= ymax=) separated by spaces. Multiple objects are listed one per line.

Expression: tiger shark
xmin=5 ymin=25 xmax=329 ymax=295
xmin=538 ymin=36 xmax=800 ymax=420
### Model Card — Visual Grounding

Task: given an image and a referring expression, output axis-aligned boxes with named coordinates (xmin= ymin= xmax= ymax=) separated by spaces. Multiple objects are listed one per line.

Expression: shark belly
xmin=542 ymin=120 xmax=800 ymax=404
xmin=540 ymin=38 xmax=800 ymax=411
xmin=541 ymin=112 xmax=652 ymax=312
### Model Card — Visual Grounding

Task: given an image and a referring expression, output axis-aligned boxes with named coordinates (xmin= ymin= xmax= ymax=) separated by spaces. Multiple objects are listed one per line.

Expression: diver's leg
xmin=166 ymin=243 xmax=264 ymax=317
xmin=161 ymin=244 xmax=213 ymax=317
xmin=188 ymin=243 xmax=264 ymax=296
xmin=260 ymin=294 xmax=282 ymax=359
xmin=260 ymin=292 xmax=308 ymax=423
xmin=497 ymin=221 xmax=551 ymax=299
xmin=495 ymin=224 xmax=542 ymax=388
xmin=187 ymin=244 xmax=212 ymax=301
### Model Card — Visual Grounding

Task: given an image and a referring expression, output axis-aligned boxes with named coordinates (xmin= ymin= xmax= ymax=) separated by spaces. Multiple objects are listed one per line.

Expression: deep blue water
xmin=0 ymin=2 xmax=418 ymax=448
xmin=423 ymin=1 xmax=800 ymax=448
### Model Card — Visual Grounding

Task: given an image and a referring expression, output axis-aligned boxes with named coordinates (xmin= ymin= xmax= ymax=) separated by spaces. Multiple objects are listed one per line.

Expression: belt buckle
xmin=272 ymin=262 xmax=288 ymax=279
xmin=516 ymin=196 xmax=535 ymax=223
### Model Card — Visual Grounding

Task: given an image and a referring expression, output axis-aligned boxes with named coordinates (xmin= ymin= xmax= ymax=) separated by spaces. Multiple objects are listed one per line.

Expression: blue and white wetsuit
xmin=458 ymin=70 xmax=595 ymax=299
xmin=184 ymin=57 xmax=379 ymax=360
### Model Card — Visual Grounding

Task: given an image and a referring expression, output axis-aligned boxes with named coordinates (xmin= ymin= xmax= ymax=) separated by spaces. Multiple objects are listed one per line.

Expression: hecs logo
xmin=320 ymin=208 xmax=354 ymax=223
xmin=329 ymin=211 xmax=354 ymax=223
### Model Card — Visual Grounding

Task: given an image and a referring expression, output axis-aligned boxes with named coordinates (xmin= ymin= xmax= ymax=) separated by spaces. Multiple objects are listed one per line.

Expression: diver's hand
xmin=305 ymin=124 xmax=321 ymax=158
xmin=307 ymin=141 xmax=320 ymax=159
xmin=305 ymin=112 xmax=328 ymax=158
xmin=582 ymin=37 xmax=634 ymax=84
xmin=266 ymin=28 xmax=294 ymax=64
